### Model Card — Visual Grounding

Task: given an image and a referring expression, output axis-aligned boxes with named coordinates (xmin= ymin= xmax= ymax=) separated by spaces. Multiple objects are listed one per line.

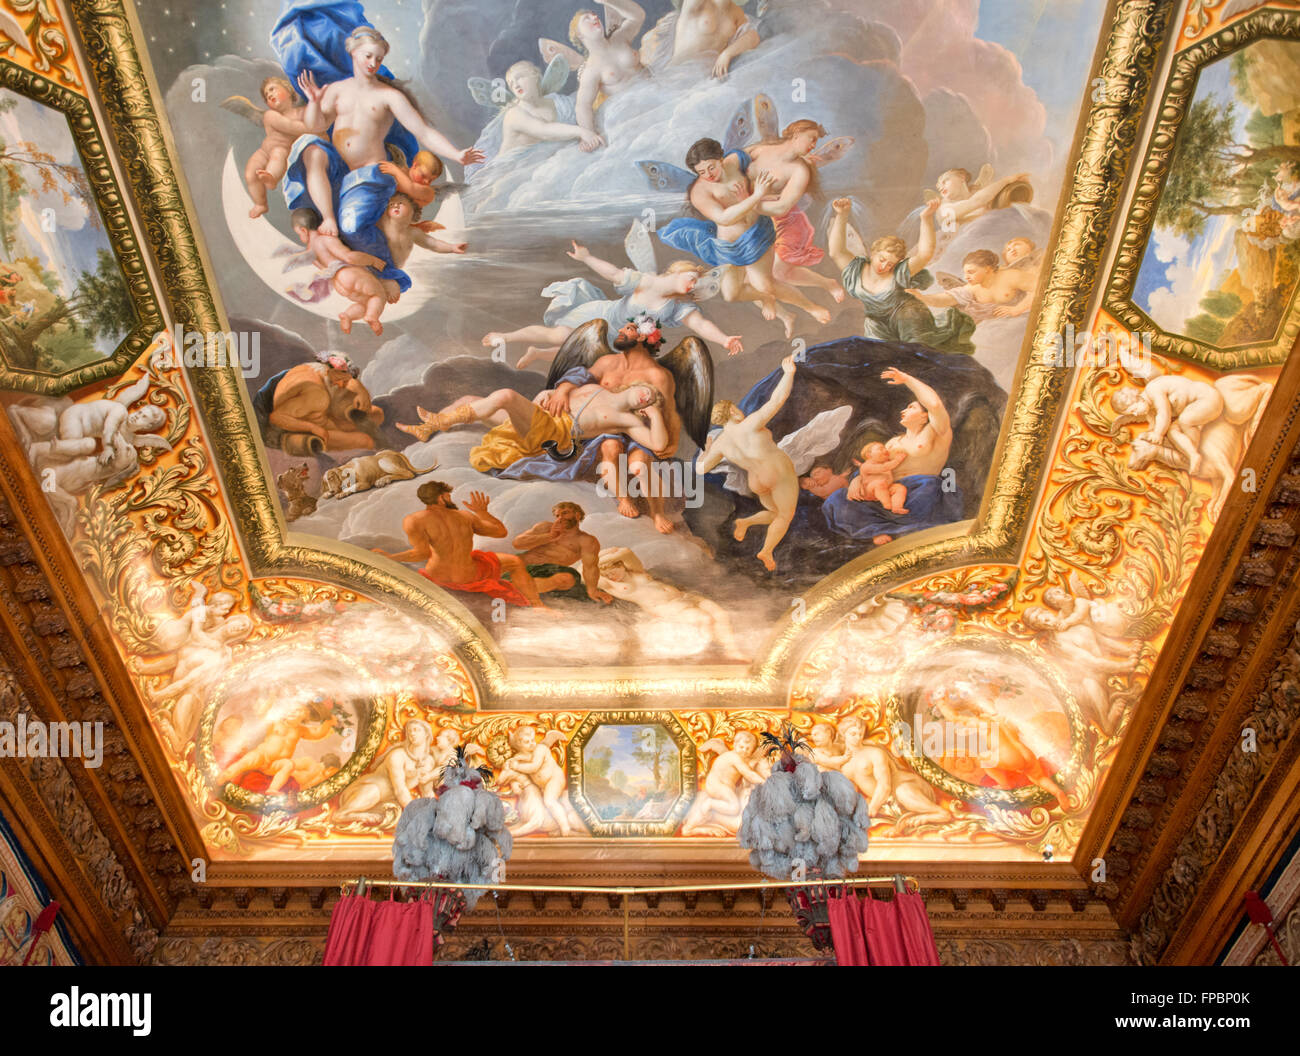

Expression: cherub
xmin=468 ymin=58 xmax=602 ymax=158
xmin=1113 ymin=358 xmax=1273 ymax=521
xmin=8 ymin=372 xmax=172 ymax=535
xmin=215 ymin=703 xmax=339 ymax=795
xmin=333 ymin=720 xmax=452 ymax=823
xmin=221 ymin=76 xmax=308 ymax=218
xmin=377 ymin=149 xmax=443 ymax=210
xmin=1020 ymin=573 xmax=1142 ymax=737
xmin=497 ymin=725 xmax=582 ymax=836
xmin=483 ymin=223 xmax=736 ymax=369
xmin=541 ymin=3 xmax=650 ymax=137
xmin=696 ymin=356 xmax=800 ymax=571
xmin=680 ymin=729 xmax=766 ymax=836
xmin=129 ymin=591 xmax=254 ymax=755
xmin=910 ymin=248 xmax=1038 ymax=321
xmin=283 ymin=208 xmax=392 ymax=335
xmin=925 ymin=165 xmax=1033 ymax=231
xmin=596 ymin=546 xmax=745 ymax=659
xmin=798 ymin=461 xmax=853 ymax=500
xmin=846 ymin=441 xmax=908 ymax=513
xmin=1111 ymin=375 xmax=1225 ymax=476
xmin=806 ymin=722 xmax=850 ymax=770
xmin=837 ymin=717 xmax=951 ymax=832
xmin=375 ymin=192 xmax=467 ymax=269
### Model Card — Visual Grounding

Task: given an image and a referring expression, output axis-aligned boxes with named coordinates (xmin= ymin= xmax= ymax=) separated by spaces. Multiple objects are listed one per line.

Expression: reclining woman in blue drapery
xmin=270 ymin=0 xmax=484 ymax=293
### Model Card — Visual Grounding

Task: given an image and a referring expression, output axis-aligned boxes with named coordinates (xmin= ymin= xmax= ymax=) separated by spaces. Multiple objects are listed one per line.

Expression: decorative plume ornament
xmin=391 ymin=747 xmax=513 ymax=917
xmin=737 ymin=724 xmax=871 ymax=949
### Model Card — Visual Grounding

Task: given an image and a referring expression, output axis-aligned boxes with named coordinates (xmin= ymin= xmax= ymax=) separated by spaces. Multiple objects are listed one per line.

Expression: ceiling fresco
xmin=0 ymin=0 xmax=1296 ymax=872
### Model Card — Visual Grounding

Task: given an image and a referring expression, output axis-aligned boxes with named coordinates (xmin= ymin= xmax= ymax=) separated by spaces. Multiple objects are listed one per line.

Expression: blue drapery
xmin=270 ymin=0 xmax=419 ymax=166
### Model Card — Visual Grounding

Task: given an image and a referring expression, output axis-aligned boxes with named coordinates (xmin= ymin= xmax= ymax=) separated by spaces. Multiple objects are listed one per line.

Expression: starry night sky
xmin=132 ymin=0 xmax=430 ymax=87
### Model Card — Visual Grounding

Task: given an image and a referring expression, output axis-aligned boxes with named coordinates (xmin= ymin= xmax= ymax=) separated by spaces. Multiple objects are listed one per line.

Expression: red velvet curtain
xmin=827 ymin=890 xmax=940 ymax=966
xmin=323 ymin=894 xmax=435 ymax=966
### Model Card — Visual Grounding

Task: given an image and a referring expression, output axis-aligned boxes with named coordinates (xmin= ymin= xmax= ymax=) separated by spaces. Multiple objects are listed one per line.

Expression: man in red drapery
xmin=372 ymin=479 xmax=549 ymax=610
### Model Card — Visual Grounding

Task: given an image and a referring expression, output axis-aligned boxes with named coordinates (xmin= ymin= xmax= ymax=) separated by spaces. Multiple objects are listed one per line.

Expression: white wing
xmin=624 ymin=219 xmax=658 ymax=276
xmin=844 ymin=223 xmax=868 ymax=259
xmin=539 ymin=54 xmax=572 ymax=96
xmin=272 ymin=243 xmax=318 ymax=272
xmin=777 ymin=406 xmax=854 ymax=476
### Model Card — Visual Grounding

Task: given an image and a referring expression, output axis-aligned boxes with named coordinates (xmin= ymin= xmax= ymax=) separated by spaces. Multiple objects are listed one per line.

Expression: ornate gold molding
xmin=0 ymin=58 xmax=162 ymax=392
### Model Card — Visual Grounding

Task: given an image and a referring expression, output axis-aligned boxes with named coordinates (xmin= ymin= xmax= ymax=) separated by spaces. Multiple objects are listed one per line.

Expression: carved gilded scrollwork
xmin=1 ymin=0 xmax=82 ymax=89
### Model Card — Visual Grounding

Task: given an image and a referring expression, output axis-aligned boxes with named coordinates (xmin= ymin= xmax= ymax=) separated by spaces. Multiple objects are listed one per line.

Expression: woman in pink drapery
xmin=323 ymin=892 xmax=436 ymax=966
xmin=827 ymin=887 xmax=940 ymax=966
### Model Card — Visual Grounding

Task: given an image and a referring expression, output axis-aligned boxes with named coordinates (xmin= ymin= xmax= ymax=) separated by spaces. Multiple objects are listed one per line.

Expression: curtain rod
xmin=339 ymin=874 xmax=920 ymax=896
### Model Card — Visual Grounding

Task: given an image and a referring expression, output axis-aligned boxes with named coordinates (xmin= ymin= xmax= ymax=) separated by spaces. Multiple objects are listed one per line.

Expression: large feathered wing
xmin=545 ymin=319 xmax=613 ymax=389
xmin=778 ymin=405 xmax=854 ymax=476
xmin=658 ymin=336 xmax=714 ymax=450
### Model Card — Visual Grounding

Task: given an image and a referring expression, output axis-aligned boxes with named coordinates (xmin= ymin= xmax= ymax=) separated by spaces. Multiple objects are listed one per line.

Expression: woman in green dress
xmin=828 ymin=197 xmax=975 ymax=355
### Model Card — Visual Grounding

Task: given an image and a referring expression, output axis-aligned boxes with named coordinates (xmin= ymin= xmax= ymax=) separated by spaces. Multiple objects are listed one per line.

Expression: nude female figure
xmin=294 ymin=27 xmax=482 ymax=237
xmin=555 ymin=3 xmax=650 ymax=136
xmin=746 ymin=120 xmax=844 ymax=301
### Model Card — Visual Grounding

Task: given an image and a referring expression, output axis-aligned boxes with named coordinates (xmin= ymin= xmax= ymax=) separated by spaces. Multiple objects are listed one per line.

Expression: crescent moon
xmin=220 ymin=149 xmax=462 ymax=325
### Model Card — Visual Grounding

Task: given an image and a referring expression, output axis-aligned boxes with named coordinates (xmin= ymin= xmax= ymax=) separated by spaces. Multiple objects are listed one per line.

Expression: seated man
xmin=371 ymin=480 xmax=548 ymax=609
xmin=512 ymin=501 xmax=612 ymax=603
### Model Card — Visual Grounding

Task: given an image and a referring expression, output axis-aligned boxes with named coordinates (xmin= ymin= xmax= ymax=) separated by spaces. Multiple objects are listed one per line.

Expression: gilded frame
xmin=0 ymin=59 xmax=163 ymax=393
xmin=883 ymin=632 xmax=1086 ymax=810
xmin=64 ymin=0 xmax=1172 ymax=711
xmin=196 ymin=644 xmax=390 ymax=815
xmin=566 ymin=711 xmax=697 ymax=837
xmin=1103 ymin=7 xmax=1300 ymax=370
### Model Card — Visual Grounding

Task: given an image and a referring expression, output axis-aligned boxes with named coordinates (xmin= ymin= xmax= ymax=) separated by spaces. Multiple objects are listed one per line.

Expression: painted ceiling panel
xmin=0 ymin=0 xmax=1295 ymax=876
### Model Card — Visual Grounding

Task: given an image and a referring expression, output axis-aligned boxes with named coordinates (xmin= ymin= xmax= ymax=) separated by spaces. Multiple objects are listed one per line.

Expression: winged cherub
xmin=221 ymin=76 xmax=308 ymax=218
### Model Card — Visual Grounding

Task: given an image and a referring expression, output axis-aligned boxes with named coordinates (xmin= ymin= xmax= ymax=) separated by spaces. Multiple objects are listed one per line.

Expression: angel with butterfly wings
xmin=466 ymin=56 xmax=601 ymax=173
xmin=638 ymin=95 xmax=853 ymax=336
xmin=483 ymin=220 xmax=742 ymax=370
xmin=540 ymin=1 xmax=651 ymax=138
